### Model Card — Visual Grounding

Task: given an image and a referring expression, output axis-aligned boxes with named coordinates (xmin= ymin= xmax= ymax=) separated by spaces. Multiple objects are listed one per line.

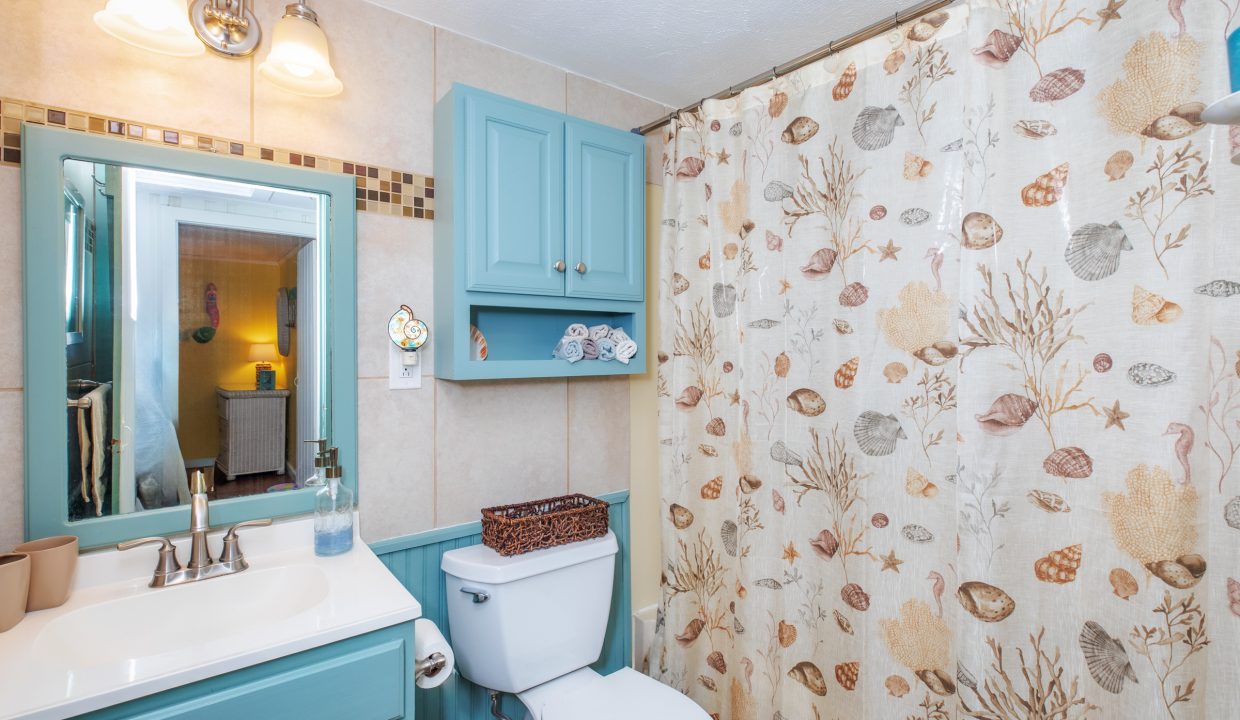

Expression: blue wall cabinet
xmin=81 ymin=623 xmax=415 ymax=719
xmin=435 ymin=84 xmax=646 ymax=380
xmin=565 ymin=121 xmax=644 ymax=301
xmin=463 ymin=92 xmax=565 ymax=296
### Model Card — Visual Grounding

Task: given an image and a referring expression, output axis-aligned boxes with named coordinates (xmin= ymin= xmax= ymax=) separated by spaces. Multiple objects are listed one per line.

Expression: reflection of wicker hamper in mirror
xmin=0 ymin=554 xmax=30 ymax=632
xmin=216 ymin=388 xmax=289 ymax=480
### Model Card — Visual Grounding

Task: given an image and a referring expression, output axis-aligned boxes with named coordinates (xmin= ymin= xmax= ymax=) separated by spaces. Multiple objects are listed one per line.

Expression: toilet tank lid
xmin=441 ymin=530 xmax=618 ymax=584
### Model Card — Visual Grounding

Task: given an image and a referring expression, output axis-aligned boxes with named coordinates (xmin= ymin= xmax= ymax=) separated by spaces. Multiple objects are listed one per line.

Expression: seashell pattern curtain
xmin=650 ymin=1 xmax=1240 ymax=718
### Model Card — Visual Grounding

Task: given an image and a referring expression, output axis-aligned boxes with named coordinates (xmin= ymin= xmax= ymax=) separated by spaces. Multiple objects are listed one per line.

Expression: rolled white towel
xmin=588 ymin=324 xmax=612 ymax=342
xmin=596 ymin=337 xmax=616 ymax=361
xmin=615 ymin=339 xmax=638 ymax=365
xmin=608 ymin=327 xmax=632 ymax=345
xmin=552 ymin=336 xmax=584 ymax=363
xmin=565 ymin=323 xmax=589 ymax=339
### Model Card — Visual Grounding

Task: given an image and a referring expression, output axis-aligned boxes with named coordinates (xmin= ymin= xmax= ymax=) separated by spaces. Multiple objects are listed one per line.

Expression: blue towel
xmin=553 ymin=336 xmax=584 ymax=363
xmin=596 ymin=337 xmax=616 ymax=361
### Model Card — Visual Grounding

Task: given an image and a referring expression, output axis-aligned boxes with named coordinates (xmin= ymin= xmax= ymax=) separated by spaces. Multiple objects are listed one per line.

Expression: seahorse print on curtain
xmin=649 ymin=2 xmax=1240 ymax=718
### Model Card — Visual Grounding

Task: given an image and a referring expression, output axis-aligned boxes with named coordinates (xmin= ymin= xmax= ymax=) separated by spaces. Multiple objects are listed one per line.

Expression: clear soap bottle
xmin=314 ymin=448 xmax=354 ymax=556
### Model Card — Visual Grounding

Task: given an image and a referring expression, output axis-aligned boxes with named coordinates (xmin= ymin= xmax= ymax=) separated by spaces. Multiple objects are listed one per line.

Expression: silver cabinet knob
xmin=553 ymin=260 xmax=566 ymax=272
xmin=574 ymin=262 xmax=587 ymax=274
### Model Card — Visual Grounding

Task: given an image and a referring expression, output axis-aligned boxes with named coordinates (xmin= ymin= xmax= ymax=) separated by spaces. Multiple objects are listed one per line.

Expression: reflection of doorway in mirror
xmin=109 ymin=167 xmax=323 ymax=513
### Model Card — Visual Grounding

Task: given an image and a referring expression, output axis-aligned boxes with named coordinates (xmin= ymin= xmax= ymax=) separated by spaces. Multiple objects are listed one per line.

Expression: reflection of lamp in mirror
xmin=258 ymin=3 xmax=344 ymax=97
xmin=248 ymin=343 xmax=278 ymax=390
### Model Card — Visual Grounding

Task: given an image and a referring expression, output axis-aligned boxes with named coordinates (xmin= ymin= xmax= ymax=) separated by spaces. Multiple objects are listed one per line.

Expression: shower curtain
xmin=650 ymin=1 xmax=1240 ymax=718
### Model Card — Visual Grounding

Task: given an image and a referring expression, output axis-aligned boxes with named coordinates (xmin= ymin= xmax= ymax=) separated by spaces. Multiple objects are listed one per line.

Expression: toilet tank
xmin=441 ymin=531 xmax=618 ymax=694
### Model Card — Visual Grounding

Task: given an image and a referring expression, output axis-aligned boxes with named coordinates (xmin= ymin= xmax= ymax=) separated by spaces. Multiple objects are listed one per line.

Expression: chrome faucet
xmin=117 ymin=469 xmax=272 ymax=588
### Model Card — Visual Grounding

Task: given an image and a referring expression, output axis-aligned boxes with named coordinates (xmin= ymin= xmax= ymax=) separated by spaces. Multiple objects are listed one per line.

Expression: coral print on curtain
xmin=649 ymin=1 xmax=1240 ymax=718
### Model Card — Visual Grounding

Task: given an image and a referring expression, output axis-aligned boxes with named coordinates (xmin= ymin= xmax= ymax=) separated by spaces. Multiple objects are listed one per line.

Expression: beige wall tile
xmin=435 ymin=29 xmax=566 ymax=112
xmin=356 ymin=213 xmax=434 ymax=379
xmin=0 ymin=169 xmax=21 ymax=389
xmin=434 ymin=378 xmax=567 ymax=526
xmin=0 ymin=391 xmax=23 ymax=551
xmin=251 ymin=0 xmax=435 ymax=173
xmin=0 ymin=0 xmax=250 ymax=140
xmin=567 ymin=377 xmax=630 ymax=497
xmin=565 ymin=74 xmax=667 ymax=132
xmin=357 ymin=377 xmax=435 ymax=542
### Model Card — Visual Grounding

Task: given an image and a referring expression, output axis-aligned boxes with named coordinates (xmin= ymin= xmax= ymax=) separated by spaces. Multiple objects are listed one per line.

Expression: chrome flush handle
xmin=459 ymin=587 xmax=490 ymax=603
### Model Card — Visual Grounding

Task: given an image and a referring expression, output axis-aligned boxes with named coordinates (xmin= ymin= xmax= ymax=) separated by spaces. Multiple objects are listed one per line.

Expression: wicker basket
xmin=481 ymin=494 xmax=610 ymax=557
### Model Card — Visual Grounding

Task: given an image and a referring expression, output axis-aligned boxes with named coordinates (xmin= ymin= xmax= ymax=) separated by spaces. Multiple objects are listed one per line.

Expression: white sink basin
xmin=34 ymin=564 xmax=330 ymax=667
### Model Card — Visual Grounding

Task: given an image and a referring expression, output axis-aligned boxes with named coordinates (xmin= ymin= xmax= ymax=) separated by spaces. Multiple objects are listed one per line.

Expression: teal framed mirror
xmin=22 ymin=124 xmax=358 ymax=549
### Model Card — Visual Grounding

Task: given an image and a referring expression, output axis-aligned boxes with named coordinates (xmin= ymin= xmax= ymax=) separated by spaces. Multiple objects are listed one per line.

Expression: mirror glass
xmin=63 ymin=160 xmax=329 ymax=522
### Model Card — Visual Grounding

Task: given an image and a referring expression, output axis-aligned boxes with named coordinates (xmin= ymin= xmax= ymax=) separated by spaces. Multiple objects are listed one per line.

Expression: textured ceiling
xmin=363 ymin=0 xmax=912 ymax=109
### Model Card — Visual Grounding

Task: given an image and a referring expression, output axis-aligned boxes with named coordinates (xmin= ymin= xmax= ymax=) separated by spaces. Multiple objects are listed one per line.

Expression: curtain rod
xmin=633 ymin=0 xmax=957 ymax=135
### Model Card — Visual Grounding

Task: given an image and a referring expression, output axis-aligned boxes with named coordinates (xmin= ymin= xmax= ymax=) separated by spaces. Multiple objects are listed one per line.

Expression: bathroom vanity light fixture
xmin=258 ymin=3 xmax=345 ymax=97
xmin=93 ymin=0 xmax=205 ymax=57
xmin=94 ymin=0 xmax=344 ymax=97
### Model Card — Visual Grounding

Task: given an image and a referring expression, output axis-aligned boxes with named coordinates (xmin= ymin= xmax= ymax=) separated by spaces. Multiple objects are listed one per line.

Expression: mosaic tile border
xmin=0 ymin=97 xmax=434 ymax=220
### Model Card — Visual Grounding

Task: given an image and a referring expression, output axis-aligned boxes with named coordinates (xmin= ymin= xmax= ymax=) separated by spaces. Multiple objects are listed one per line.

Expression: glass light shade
xmin=248 ymin=343 xmax=278 ymax=363
xmin=94 ymin=0 xmax=204 ymax=57
xmin=258 ymin=8 xmax=344 ymax=97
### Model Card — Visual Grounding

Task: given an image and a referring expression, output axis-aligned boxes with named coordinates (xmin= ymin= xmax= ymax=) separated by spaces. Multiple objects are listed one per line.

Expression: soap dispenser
xmin=314 ymin=448 xmax=354 ymax=556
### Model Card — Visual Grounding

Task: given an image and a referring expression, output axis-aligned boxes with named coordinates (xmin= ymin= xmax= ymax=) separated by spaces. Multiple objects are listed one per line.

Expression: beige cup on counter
xmin=13 ymin=536 xmax=79 ymax=611
xmin=0 ymin=553 xmax=30 ymax=632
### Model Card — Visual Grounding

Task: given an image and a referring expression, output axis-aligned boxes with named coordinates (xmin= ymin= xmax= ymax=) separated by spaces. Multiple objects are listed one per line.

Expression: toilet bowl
xmin=441 ymin=531 xmax=709 ymax=720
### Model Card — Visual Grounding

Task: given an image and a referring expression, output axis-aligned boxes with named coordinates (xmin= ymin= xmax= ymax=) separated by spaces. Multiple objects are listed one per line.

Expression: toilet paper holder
xmin=415 ymin=652 xmax=448 ymax=682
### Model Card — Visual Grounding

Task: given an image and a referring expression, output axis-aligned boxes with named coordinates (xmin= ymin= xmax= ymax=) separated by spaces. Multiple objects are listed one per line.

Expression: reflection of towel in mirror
xmin=615 ymin=339 xmax=638 ymax=365
xmin=596 ymin=337 xmax=616 ymax=361
xmin=86 ymin=385 xmax=109 ymax=516
xmin=552 ymin=337 xmax=584 ymax=363
xmin=564 ymin=323 xmax=589 ymax=339
xmin=588 ymin=324 xmax=612 ymax=342
xmin=581 ymin=338 xmax=599 ymax=360
xmin=76 ymin=404 xmax=90 ymax=505
xmin=77 ymin=385 xmax=110 ymax=516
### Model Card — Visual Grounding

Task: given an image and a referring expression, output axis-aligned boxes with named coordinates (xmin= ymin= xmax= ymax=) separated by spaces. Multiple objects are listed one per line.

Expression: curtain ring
xmin=770 ymin=66 xmax=778 ymax=81
xmin=893 ymin=10 xmax=901 ymax=27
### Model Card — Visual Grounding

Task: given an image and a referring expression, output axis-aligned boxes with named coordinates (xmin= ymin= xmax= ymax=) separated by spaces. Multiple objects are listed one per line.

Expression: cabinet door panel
xmin=565 ymin=122 xmax=644 ymax=301
xmin=464 ymin=94 xmax=564 ymax=296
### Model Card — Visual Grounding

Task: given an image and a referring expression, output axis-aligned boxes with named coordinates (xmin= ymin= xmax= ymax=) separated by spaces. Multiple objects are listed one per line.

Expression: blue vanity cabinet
xmin=462 ymin=91 xmax=566 ymax=296
xmin=80 ymin=623 xmax=415 ymax=719
xmin=565 ymin=121 xmax=645 ymax=301
xmin=434 ymin=84 xmax=647 ymax=380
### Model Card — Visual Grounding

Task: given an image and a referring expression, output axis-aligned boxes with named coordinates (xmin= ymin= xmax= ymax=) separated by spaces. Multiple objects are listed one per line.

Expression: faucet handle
xmin=218 ymin=518 xmax=273 ymax=570
xmin=117 ymin=536 xmax=182 ymax=586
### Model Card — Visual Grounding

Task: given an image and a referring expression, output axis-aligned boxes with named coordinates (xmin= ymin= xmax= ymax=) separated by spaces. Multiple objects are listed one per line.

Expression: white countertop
xmin=0 ymin=515 xmax=420 ymax=720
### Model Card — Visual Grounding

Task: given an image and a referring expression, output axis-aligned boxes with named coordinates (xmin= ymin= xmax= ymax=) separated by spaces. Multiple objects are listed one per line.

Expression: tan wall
xmin=0 ymin=0 xmax=671 ymax=551
xmin=630 ymin=183 xmax=664 ymax=611
xmin=177 ymin=256 xmax=285 ymax=461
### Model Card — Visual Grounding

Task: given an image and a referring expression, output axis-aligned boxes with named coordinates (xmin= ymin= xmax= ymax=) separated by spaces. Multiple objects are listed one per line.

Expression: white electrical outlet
xmin=388 ymin=344 xmax=422 ymax=390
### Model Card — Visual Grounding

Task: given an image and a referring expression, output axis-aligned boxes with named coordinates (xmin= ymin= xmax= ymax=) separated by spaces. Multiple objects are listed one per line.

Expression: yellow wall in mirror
xmin=178 ymin=256 xmax=286 ymax=462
